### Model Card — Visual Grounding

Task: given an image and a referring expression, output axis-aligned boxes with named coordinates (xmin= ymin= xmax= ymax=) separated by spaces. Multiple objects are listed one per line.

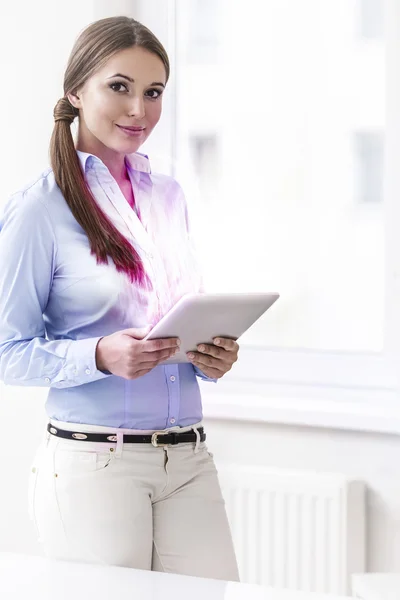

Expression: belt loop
xmin=193 ymin=426 xmax=200 ymax=454
xmin=114 ymin=431 xmax=124 ymax=458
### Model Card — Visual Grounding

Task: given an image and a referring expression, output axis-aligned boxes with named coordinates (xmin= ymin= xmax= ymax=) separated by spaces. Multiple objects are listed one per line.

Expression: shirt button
xmin=85 ymin=368 xmax=91 ymax=375
xmin=148 ymin=253 xmax=154 ymax=260
xmin=44 ymin=377 xmax=51 ymax=383
xmin=170 ymin=418 xmax=176 ymax=424
xmin=170 ymin=375 xmax=176 ymax=382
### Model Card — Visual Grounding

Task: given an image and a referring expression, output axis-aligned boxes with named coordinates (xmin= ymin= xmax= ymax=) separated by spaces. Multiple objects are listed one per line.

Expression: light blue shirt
xmin=0 ymin=151 xmax=215 ymax=429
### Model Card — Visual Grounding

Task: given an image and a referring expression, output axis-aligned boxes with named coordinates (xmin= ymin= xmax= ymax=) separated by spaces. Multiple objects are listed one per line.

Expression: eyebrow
xmin=107 ymin=73 xmax=165 ymax=87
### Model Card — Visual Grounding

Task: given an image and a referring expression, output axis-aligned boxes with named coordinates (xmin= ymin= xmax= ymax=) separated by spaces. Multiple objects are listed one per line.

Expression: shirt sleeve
xmin=0 ymin=191 xmax=112 ymax=388
xmin=193 ymin=364 xmax=218 ymax=383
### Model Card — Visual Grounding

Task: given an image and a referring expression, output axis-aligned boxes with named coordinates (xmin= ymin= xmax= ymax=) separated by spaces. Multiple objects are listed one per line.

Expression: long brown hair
xmin=50 ymin=16 xmax=170 ymax=285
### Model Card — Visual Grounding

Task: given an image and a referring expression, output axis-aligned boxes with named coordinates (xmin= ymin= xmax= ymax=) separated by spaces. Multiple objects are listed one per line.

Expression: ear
xmin=67 ymin=91 xmax=82 ymax=109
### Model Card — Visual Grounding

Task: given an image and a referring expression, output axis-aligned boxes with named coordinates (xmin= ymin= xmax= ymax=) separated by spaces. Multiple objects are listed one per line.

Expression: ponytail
xmin=50 ymin=97 xmax=149 ymax=286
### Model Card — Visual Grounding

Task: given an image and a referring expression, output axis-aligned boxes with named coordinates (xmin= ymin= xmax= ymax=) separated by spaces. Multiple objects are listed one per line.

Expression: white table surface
xmin=0 ymin=552 xmax=352 ymax=600
xmin=352 ymin=573 xmax=400 ymax=599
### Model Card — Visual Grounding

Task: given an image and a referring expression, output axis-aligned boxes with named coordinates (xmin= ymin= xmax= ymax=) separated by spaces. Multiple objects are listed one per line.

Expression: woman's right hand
xmin=95 ymin=326 xmax=180 ymax=379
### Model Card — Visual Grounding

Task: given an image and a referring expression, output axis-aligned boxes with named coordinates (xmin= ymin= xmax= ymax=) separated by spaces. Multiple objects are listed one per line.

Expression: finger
xmin=123 ymin=325 xmax=152 ymax=339
xmin=140 ymin=347 xmax=178 ymax=363
xmin=213 ymin=337 xmax=238 ymax=351
xmin=188 ymin=352 xmax=226 ymax=373
xmin=195 ymin=343 xmax=229 ymax=361
xmin=142 ymin=337 xmax=181 ymax=353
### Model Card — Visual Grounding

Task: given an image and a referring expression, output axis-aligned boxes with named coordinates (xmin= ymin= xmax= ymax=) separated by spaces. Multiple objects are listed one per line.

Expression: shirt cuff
xmin=193 ymin=364 xmax=218 ymax=383
xmin=65 ymin=336 xmax=113 ymax=384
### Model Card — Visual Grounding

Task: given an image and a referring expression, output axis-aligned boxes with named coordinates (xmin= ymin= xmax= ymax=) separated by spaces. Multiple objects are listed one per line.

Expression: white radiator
xmin=218 ymin=464 xmax=366 ymax=596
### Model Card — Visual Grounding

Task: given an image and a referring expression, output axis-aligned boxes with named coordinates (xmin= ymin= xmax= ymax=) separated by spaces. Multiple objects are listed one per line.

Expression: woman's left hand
xmin=187 ymin=337 xmax=239 ymax=379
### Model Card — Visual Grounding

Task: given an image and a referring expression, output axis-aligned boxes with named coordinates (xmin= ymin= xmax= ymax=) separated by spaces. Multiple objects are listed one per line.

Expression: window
xmin=167 ymin=0 xmax=385 ymax=352
xmin=138 ymin=0 xmax=397 ymax=433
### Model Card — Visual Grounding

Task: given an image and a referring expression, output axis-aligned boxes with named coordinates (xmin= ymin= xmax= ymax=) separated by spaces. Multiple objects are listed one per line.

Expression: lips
xmin=117 ymin=125 xmax=145 ymax=131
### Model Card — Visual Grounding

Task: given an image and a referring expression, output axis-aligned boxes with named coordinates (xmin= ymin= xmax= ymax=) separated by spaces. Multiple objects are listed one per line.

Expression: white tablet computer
xmin=145 ymin=292 xmax=279 ymax=365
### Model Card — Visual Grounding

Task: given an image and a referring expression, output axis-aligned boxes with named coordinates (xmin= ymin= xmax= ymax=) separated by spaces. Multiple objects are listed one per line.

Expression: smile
xmin=116 ymin=125 xmax=146 ymax=137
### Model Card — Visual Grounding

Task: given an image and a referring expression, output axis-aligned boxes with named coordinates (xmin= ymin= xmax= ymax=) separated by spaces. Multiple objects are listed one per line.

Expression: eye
xmin=145 ymin=88 xmax=163 ymax=100
xmin=109 ymin=82 xmax=129 ymax=93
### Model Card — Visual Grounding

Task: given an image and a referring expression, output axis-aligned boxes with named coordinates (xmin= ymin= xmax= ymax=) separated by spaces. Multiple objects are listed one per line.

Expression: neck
xmin=106 ymin=160 xmax=130 ymax=185
xmin=76 ymin=129 xmax=130 ymax=186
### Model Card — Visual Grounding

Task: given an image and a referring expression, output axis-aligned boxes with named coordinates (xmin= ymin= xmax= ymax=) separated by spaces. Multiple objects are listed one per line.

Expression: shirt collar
xmin=76 ymin=150 xmax=152 ymax=175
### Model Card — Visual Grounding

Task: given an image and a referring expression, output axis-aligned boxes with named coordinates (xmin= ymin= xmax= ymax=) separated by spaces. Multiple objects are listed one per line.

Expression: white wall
xmin=0 ymin=3 xmax=93 ymax=197
xmin=0 ymin=388 xmax=48 ymax=554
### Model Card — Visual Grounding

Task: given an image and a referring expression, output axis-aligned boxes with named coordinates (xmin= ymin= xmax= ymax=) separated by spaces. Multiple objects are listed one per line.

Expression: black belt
xmin=47 ymin=423 xmax=206 ymax=448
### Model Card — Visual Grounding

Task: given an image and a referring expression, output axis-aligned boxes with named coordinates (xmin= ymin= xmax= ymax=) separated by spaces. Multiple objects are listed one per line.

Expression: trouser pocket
xmin=53 ymin=442 xmax=115 ymax=474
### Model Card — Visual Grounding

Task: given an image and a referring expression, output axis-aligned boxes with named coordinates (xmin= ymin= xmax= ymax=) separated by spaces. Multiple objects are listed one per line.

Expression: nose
xmin=128 ymin=95 xmax=145 ymax=119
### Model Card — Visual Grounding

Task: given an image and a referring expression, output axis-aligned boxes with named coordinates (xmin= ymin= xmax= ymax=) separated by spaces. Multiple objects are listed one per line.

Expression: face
xmin=68 ymin=46 xmax=166 ymax=159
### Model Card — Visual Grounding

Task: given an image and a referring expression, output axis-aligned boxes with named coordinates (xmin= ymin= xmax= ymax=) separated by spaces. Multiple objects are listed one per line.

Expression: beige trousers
xmin=28 ymin=419 xmax=240 ymax=582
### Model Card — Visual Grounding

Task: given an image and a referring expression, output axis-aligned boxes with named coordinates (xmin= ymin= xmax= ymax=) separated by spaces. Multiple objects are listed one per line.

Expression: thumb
xmin=122 ymin=325 xmax=152 ymax=340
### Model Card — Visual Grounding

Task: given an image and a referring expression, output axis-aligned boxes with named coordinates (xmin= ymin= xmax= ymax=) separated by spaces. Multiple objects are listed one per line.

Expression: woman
xmin=0 ymin=16 xmax=240 ymax=580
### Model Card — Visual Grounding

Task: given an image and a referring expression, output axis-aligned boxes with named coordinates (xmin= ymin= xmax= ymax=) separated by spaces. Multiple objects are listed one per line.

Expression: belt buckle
xmin=151 ymin=432 xmax=169 ymax=448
